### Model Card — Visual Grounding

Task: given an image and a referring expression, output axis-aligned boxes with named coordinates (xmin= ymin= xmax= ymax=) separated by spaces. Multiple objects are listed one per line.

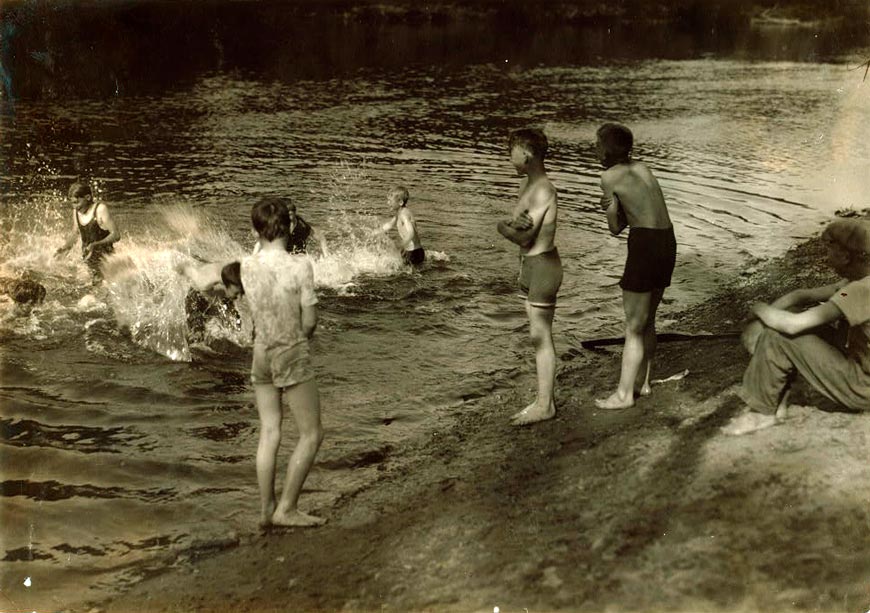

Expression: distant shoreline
xmin=3 ymin=0 xmax=869 ymax=25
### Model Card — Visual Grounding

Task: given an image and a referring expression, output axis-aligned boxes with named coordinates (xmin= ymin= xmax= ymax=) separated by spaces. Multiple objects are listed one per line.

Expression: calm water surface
xmin=2 ymin=16 xmax=870 ymax=611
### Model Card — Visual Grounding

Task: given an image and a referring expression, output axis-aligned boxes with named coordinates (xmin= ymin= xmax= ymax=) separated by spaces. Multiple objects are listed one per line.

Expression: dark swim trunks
xmin=620 ymin=226 xmax=677 ymax=293
xmin=402 ymin=247 xmax=425 ymax=266
xmin=519 ymin=247 xmax=563 ymax=308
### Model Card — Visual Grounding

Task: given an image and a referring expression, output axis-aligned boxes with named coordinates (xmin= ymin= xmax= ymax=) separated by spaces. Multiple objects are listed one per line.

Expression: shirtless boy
xmin=381 ymin=186 xmax=424 ymax=266
xmin=595 ymin=123 xmax=676 ymax=410
xmin=497 ymin=128 xmax=562 ymax=426
xmin=55 ymin=182 xmax=121 ymax=278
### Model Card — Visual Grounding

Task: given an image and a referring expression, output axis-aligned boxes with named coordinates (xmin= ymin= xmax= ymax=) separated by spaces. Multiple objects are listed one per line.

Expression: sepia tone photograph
xmin=1 ymin=0 xmax=869 ymax=611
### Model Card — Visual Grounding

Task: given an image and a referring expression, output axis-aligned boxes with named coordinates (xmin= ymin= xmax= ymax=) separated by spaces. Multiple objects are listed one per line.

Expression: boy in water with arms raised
xmin=595 ymin=123 xmax=676 ymax=410
xmin=380 ymin=185 xmax=425 ymax=266
xmin=497 ymin=128 xmax=562 ymax=426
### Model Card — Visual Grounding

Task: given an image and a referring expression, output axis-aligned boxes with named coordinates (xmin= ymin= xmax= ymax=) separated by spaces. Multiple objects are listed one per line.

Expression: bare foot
xmin=271 ymin=509 xmax=327 ymax=528
xmin=259 ymin=500 xmax=276 ymax=530
xmin=594 ymin=391 xmax=634 ymax=410
xmin=721 ymin=411 xmax=777 ymax=436
xmin=510 ymin=401 xmax=555 ymax=426
xmin=634 ymin=384 xmax=651 ymax=398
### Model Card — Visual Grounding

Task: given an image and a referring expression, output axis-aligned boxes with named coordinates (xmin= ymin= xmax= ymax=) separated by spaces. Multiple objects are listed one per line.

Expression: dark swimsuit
xmin=287 ymin=217 xmax=312 ymax=254
xmin=402 ymin=247 xmax=425 ymax=266
xmin=620 ymin=226 xmax=677 ymax=292
xmin=77 ymin=210 xmax=113 ymax=275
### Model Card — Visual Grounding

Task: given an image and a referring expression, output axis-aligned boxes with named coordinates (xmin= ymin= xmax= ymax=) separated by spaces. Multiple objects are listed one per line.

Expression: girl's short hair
xmin=251 ymin=197 xmax=291 ymax=241
xmin=509 ymin=128 xmax=549 ymax=160
xmin=68 ymin=182 xmax=92 ymax=198
xmin=597 ymin=123 xmax=633 ymax=168
xmin=220 ymin=261 xmax=244 ymax=294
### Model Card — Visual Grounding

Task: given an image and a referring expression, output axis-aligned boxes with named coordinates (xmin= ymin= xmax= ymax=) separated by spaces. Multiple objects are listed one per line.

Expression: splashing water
xmin=102 ymin=206 xmax=250 ymax=362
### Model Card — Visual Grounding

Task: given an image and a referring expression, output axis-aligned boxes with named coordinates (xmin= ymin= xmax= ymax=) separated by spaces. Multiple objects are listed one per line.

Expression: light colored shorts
xmin=251 ymin=340 xmax=314 ymax=388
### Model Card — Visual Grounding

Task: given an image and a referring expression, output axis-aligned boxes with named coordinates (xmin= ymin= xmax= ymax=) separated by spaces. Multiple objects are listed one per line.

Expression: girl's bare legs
xmin=254 ymin=383 xmax=283 ymax=527
xmin=271 ymin=379 xmax=326 ymax=527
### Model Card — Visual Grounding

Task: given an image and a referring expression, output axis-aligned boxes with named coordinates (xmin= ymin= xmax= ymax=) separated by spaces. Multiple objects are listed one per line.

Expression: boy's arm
xmin=601 ymin=177 xmax=628 ymax=236
xmin=752 ymin=300 xmax=842 ymax=336
xmin=175 ymin=261 xmax=228 ymax=292
xmin=299 ymin=259 xmax=318 ymax=338
xmin=770 ymin=282 xmax=844 ymax=310
xmin=380 ymin=215 xmax=397 ymax=233
xmin=497 ymin=185 xmax=550 ymax=248
xmin=309 ymin=228 xmax=330 ymax=256
xmin=301 ymin=304 xmax=318 ymax=339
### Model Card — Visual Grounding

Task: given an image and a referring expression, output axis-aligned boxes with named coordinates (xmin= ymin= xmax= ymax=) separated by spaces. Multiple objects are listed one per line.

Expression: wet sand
xmin=97 ymin=228 xmax=870 ymax=613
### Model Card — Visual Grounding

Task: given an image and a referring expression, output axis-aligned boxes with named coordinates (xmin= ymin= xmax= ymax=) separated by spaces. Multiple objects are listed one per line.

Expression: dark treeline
xmin=1 ymin=0 xmax=868 ymax=100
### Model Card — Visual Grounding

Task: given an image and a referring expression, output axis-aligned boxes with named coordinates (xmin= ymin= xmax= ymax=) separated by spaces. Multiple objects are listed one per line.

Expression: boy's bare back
xmin=601 ymin=161 xmax=671 ymax=230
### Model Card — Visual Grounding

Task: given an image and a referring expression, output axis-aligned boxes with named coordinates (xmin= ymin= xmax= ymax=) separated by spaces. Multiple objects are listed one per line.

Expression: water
xmin=2 ymin=12 xmax=870 ymax=611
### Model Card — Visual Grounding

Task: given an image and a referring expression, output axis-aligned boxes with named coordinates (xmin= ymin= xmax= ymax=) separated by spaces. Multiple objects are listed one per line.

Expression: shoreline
xmin=94 ymin=222 xmax=870 ymax=612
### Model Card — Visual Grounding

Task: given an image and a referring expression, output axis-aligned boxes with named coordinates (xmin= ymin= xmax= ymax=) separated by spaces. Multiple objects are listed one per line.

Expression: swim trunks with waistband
xmin=402 ymin=247 xmax=425 ymax=266
xmin=519 ymin=247 xmax=563 ymax=308
xmin=620 ymin=226 xmax=677 ymax=293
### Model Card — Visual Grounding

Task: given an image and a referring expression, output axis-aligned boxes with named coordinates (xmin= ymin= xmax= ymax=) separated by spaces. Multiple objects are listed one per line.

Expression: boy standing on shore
xmin=724 ymin=218 xmax=870 ymax=435
xmin=594 ymin=123 xmax=676 ymax=410
xmin=497 ymin=128 xmax=562 ymax=426
xmin=242 ymin=197 xmax=325 ymax=527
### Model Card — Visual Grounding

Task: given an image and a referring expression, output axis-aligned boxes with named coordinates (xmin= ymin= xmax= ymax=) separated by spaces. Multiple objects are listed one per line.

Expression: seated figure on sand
xmin=379 ymin=185 xmax=425 ymax=266
xmin=724 ymin=218 xmax=870 ymax=435
xmin=497 ymin=128 xmax=562 ymax=426
xmin=594 ymin=123 xmax=677 ymax=410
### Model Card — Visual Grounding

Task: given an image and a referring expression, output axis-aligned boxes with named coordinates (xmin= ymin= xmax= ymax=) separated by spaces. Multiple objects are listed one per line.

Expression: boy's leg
xmin=595 ymin=289 xmax=652 ymax=409
xmin=511 ymin=303 xmax=557 ymax=425
xmin=272 ymin=378 xmax=326 ymax=527
xmin=254 ymin=383 xmax=283 ymax=527
xmin=637 ymin=287 xmax=665 ymax=396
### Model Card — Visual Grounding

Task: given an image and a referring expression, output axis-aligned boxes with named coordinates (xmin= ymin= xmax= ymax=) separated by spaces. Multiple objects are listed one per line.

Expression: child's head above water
xmin=68 ymin=181 xmax=93 ymax=209
xmin=596 ymin=123 xmax=633 ymax=169
xmin=509 ymin=128 xmax=548 ymax=162
xmin=388 ymin=186 xmax=409 ymax=208
xmin=220 ymin=261 xmax=244 ymax=298
xmin=251 ymin=197 xmax=292 ymax=241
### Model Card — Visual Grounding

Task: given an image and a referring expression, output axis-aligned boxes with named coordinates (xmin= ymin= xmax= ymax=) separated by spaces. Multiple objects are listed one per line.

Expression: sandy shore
xmin=96 ymin=228 xmax=870 ymax=613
